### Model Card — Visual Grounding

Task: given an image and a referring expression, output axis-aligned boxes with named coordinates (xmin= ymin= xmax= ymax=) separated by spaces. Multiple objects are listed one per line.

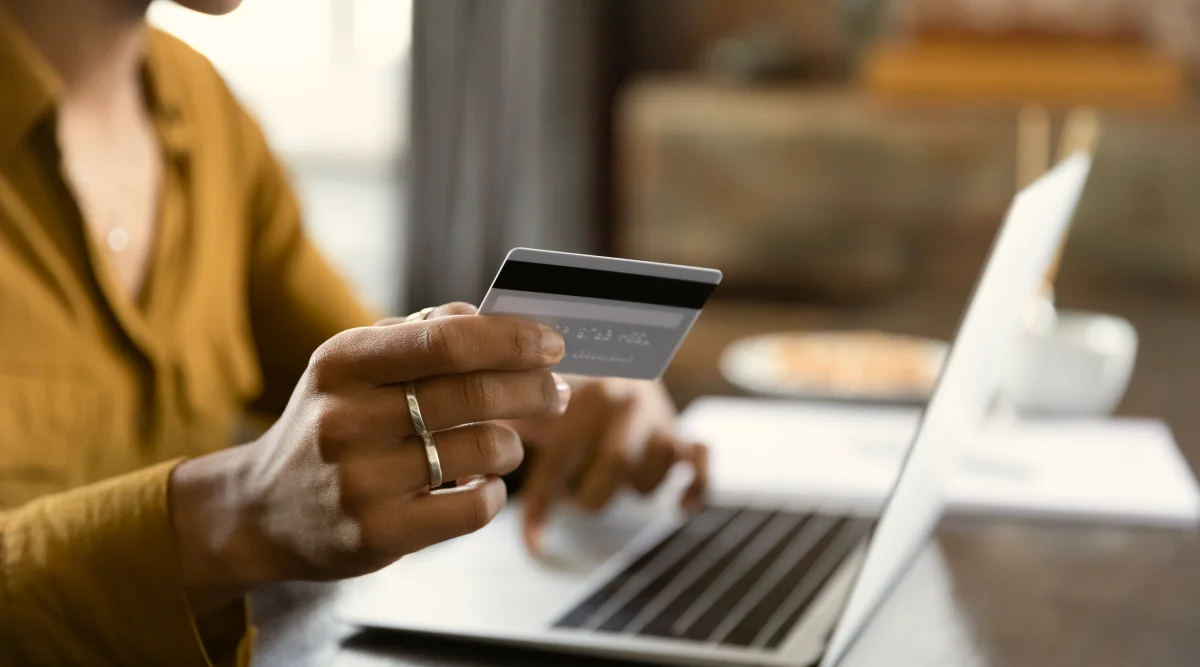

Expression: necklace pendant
xmin=107 ymin=228 xmax=130 ymax=253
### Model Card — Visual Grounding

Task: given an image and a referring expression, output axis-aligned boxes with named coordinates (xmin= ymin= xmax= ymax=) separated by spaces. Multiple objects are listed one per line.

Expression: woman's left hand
xmin=511 ymin=377 xmax=708 ymax=552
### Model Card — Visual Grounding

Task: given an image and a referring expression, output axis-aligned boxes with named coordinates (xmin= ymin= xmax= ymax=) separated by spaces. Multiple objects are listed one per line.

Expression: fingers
xmin=433 ymin=303 xmax=479 ymax=317
xmin=341 ymin=423 xmax=525 ymax=500
xmin=407 ymin=476 xmax=509 ymax=551
xmin=682 ymin=442 xmax=709 ymax=512
xmin=318 ymin=315 xmax=565 ymax=386
xmin=574 ymin=397 xmax=646 ymax=512
xmin=364 ymin=476 xmax=509 ymax=557
xmin=310 ymin=370 xmax=568 ymax=462
xmin=412 ymin=369 xmax=570 ymax=431
xmin=373 ymin=303 xmax=478 ymax=327
xmin=575 ymin=431 xmax=708 ymax=512
xmin=520 ymin=402 xmax=609 ymax=552
xmin=434 ymin=422 xmax=525 ymax=484
xmin=377 ymin=370 xmax=570 ymax=438
xmin=521 ymin=450 xmax=574 ymax=553
xmin=631 ymin=432 xmax=680 ymax=495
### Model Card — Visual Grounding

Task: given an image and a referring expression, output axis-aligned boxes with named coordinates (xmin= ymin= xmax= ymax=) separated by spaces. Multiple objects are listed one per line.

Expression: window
xmin=148 ymin=0 xmax=412 ymax=164
xmin=149 ymin=0 xmax=413 ymax=313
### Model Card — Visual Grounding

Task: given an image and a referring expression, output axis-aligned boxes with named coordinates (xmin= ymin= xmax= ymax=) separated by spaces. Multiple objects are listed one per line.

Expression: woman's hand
xmin=170 ymin=304 xmax=569 ymax=615
xmin=513 ymin=377 xmax=709 ymax=552
xmin=412 ymin=304 xmax=709 ymax=551
xmin=407 ymin=304 xmax=709 ymax=552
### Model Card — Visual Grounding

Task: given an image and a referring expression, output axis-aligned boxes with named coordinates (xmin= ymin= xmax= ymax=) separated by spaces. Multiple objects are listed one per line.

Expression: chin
xmin=170 ymin=0 xmax=245 ymax=15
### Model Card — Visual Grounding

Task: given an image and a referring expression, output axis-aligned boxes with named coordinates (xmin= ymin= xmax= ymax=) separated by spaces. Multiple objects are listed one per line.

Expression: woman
xmin=0 ymin=0 xmax=707 ymax=665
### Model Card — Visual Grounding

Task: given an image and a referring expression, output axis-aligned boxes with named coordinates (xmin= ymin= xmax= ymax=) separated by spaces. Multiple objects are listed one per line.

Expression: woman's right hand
xmin=169 ymin=305 xmax=569 ymax=614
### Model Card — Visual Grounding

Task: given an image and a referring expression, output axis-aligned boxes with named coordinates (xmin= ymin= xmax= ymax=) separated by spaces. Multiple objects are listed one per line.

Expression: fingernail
xmin=540 ymin=325 xmax=565 ymax=361
xmin=553 ymin=373 xmax=571 ymax=411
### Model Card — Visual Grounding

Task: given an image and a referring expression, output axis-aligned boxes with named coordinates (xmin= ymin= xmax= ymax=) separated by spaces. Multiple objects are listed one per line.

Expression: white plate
xmin=719 ymin=330 xmax=949 ymax=402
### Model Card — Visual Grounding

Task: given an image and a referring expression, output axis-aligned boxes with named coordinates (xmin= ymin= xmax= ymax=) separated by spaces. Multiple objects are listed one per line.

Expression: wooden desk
xmin=253 ymin=280 xmax=1200 ymax=666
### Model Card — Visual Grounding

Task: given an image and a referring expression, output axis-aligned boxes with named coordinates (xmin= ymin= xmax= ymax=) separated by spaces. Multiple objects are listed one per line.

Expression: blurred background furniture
xmin=871 ymin=0 xmax=1191 ymax=110
xmin=610 ymin=0 xmax=1200 ymax=301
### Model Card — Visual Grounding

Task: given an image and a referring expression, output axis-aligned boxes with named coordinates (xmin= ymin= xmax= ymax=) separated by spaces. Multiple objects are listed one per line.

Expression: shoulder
xmin=145 ymin=28 xmax=237 ymax=116
xmin=144 ymin=28 xmax=272 ymax=171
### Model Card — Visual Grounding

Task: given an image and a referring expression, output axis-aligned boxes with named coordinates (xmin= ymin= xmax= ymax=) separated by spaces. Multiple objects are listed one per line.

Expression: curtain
xmin=403 ymin=0 xmax=600 ymax=311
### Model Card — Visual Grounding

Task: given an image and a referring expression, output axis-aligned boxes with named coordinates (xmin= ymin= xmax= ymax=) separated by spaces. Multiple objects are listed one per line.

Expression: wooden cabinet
xmin=616 ymin=79 xmax=1200 ymax=301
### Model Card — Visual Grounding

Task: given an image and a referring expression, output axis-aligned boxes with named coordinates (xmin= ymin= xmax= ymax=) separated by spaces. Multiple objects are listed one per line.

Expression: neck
xmin=3 ymin=0 xmax=150 ymax=101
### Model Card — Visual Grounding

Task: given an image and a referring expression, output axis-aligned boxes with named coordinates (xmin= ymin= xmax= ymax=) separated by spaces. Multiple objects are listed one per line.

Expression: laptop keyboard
xmin=554 ymin=507 xmax=872 ymax=650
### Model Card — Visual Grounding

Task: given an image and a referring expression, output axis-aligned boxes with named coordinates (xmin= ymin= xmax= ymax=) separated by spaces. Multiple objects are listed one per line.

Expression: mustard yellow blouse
xmin=0 ymin=9 xmax=373 ymax=665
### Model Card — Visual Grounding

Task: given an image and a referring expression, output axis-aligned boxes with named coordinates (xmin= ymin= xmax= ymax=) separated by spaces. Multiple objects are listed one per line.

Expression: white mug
xmin=1000 ymin=309 xmax=1138 ymax=416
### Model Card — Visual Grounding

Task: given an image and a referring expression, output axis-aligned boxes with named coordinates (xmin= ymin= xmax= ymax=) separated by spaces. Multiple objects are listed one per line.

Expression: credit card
xmin=478 ymin=248 xmax=722 ymax=379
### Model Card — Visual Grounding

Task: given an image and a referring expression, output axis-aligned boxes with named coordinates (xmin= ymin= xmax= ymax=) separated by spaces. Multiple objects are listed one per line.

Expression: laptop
xmin=338 ymin=154 xmax=1093 ymax=666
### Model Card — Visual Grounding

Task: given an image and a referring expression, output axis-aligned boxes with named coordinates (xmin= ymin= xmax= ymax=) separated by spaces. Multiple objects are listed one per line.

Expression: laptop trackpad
xmin=537 ymin=493 xmax=685 ymax=571
xmin=337 ymin=492 xmax=682 ymax=635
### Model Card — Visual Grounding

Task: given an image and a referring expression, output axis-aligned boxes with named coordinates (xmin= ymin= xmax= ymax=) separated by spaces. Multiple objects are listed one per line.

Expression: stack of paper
xmin=681 ymin=397 xmax=1200 ymax=527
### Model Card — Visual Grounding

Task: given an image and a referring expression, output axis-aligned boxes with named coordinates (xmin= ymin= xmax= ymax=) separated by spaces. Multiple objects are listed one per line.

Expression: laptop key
xmin=556 ymin=507 xmax=865 ymax=653
xmin=757 ymin=519 xmax=872 ymax=649
xmin=634 ymin=509 xmax=784 ymax=639
xmin=554 ymin=507 xmax=737 ymax=629
xmin=586 ymin=509 xmax=736 ymax=631
xmin=711 ymin=515 xmax=842 ymax=646
xmin=673 ymin=512 xmax=810 ymax=641
xmin=621 ymin=509 xmax=775 ymax=635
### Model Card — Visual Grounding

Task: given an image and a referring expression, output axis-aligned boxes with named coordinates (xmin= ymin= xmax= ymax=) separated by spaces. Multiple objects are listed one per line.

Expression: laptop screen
xmin=819 ymin=154 xmax=1094 ymax=666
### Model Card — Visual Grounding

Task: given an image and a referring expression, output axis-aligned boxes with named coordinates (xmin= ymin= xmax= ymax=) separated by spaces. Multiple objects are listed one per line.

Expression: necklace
xmin=61 ymin=149 xmax=143 ymax=255
xmin=107 ymin=227 xmax=131 ymax=253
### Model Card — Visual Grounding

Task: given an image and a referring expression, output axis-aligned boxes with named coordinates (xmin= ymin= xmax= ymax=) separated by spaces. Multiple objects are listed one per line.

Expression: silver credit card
xmin=478 ymin=248 xmax=722 ymax=380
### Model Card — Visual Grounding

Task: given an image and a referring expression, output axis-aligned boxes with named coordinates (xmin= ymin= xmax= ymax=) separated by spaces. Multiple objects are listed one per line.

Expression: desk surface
xmin=253 ymin=281 xmax=1200 ymax=667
